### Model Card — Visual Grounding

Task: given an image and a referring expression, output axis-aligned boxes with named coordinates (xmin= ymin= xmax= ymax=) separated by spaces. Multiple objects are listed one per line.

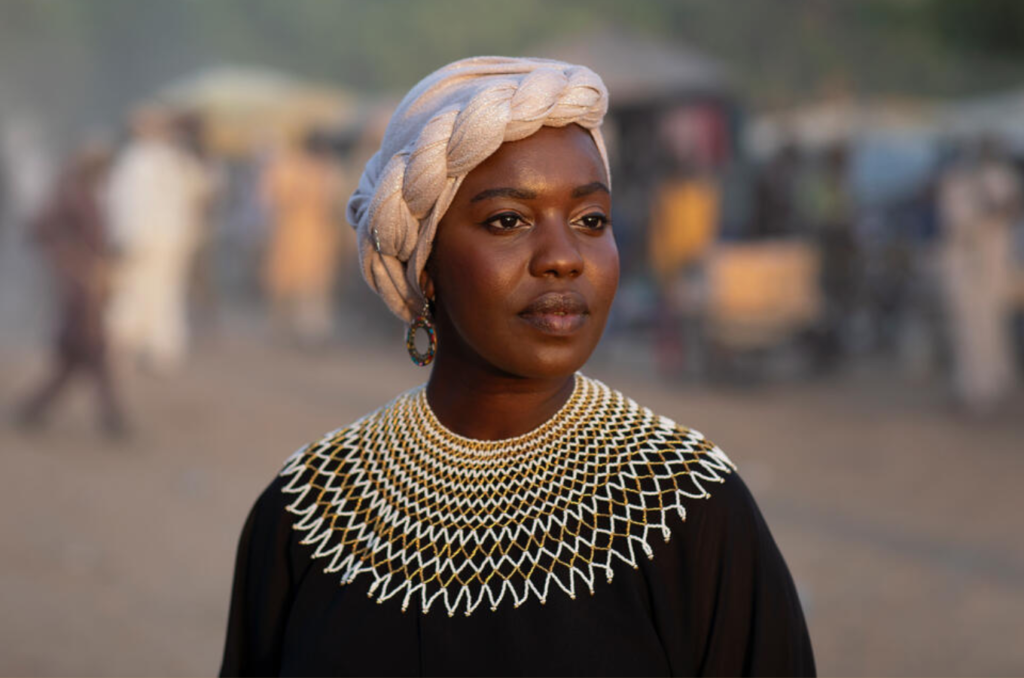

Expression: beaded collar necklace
xmin=281 ymin=374 xmax=735 ymax=617
xmin=412 ymin=372 xmax=586 ymax=458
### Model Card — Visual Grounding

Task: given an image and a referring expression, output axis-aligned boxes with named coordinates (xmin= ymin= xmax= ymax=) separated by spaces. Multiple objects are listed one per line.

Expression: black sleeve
xmin=220 ymin=477 xmax=296 ymax=677
xmin=644 ymin=473 xmax=816 ymax=677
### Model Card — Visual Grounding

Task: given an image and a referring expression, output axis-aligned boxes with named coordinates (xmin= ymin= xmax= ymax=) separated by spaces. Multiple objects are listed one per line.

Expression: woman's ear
xmin=419 ymin=265 xmax=435 ymax=302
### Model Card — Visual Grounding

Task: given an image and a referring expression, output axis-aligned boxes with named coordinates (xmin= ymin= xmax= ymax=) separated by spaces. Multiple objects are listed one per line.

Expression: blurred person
xmin=0 ymin=117 xmax=58 ymax=318
xmin=221 ymin=57 xmax=814 ymax=677
xmin=0 ymin=118 xmax=57 ymax=340
xmin=0 ymin=146 xmax=7 ymax=233
xmin=15 ymin=142 xmax=127 ymax=436
xmin=176 ymin=110 xmax=224 ymax=334
xmin=939 ymin=136 xmax=1022 ymax=414
xmin=753 ymin=142 xmax=801 ymax=238
xmin=105 ymin=105 xmax=215 ymax=374
xmin=1 ymin=116 xmax=57 ymax=237
xmin=260 ymin=130 xmax=344 ymax=347
xmin=647 ymin=159 xmax=720 ymax=376
xmin=802 ymin=144 xmax=859 ymax=369
xmin=219 ymin=145 xmax=272 ymax=298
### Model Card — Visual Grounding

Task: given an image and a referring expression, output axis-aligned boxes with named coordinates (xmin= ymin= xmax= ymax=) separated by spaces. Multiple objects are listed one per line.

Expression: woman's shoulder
xmin=239 ymin=394 xmax=413 ymax=567
xmin=275 ymin=388 xmax=418 ymax=504
xmin=582 ymin=374 xmax=738 ymax=484
xmin=588 ymin=376 xmax=788 ymax=556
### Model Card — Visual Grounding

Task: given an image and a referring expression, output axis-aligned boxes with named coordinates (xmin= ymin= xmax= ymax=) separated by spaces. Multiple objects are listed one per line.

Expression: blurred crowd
xmin=640 ymin=125 xmax=1023 ymax=417
xmin=4 ymin=101 xmax=359 ymax=437
xmin=2 ymin=75 xmax=1023 ymax=438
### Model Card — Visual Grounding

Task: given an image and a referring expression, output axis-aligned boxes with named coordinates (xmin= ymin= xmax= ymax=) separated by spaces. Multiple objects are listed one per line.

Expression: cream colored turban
xmin=346 ymin=56 xmax=610 ymax=322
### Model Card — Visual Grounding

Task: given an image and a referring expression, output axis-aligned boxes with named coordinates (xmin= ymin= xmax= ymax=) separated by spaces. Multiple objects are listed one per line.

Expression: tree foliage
xmin=929 ymin=0 xmax=1024 ymax=56
xmin=3 ymin=0 xmax=1024 ymax=139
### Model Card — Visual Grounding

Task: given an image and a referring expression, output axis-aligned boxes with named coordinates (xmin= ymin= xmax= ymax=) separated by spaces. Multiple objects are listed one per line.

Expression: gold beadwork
xmin=280 ymin=374 xmax=736 ymax=617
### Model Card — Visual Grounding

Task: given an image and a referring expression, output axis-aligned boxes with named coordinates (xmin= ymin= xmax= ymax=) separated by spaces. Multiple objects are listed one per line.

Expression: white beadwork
xmin=280 ymin=374 xmax=736 ymax=617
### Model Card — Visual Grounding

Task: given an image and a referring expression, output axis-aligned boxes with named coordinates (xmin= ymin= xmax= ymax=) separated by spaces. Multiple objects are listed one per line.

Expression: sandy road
xmin=1 ymin=331 xmax=1022 ymax=676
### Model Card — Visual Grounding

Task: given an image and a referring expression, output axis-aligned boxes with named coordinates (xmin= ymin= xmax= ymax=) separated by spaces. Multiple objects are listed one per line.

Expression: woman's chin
xmin=495 ymin=344 xmax=597 ymax=381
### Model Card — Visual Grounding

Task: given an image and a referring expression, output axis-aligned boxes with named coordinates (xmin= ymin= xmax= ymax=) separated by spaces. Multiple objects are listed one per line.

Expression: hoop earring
xmin=406 ymin=302 xmax=437 ymax=367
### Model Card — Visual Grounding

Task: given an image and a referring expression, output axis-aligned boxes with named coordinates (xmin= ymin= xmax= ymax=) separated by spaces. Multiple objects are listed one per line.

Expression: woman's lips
xmin=518 ymin=292 xmax=589 ymax=335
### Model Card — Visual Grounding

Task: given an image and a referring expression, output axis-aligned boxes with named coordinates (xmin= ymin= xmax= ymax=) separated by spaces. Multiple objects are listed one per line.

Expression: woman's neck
xmin=424 ymin=358 xmax=576 ymax=441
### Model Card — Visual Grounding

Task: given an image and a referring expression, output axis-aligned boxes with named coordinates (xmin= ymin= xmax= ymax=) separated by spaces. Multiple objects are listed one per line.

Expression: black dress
xmin=220 ymin=376 xmax=815 ymax=677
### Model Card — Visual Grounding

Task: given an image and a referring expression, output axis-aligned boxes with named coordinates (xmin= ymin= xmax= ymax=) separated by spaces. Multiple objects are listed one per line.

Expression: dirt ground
xmin=1 ymin=326 xmax=1023 ymax=676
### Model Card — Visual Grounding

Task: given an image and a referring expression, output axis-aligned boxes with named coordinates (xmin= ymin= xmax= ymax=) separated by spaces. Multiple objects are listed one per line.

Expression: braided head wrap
xmin=346 ymin=56 xmax=610 ymax=322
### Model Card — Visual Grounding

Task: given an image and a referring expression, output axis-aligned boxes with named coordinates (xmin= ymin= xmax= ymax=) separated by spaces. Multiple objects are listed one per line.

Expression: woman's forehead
xmin=460 ymin=125 xmax=608 ymax=194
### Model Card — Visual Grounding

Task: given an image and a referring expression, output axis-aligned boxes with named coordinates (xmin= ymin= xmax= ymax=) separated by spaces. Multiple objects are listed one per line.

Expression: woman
xmin=221 ymin=57 xmax=815 ymax=677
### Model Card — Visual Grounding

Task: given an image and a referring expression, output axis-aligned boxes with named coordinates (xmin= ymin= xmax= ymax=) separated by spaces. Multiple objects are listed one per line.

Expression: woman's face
xmin=425 ymin=124 xmax=619 ymax=380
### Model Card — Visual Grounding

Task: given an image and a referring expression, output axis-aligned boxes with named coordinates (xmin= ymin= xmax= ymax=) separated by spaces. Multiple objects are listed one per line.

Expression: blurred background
xmin=1 ymin=0 xmax=1023 ymax=675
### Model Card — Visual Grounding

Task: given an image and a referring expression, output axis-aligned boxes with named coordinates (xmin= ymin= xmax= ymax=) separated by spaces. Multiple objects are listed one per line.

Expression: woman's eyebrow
xmin=572 ymin=181 xmax=610 ymax=198
xmin=470 ymin=187 xmax=538 ymax=203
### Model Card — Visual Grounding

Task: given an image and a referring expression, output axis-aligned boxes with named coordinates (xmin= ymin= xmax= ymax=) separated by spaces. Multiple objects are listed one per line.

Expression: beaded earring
xmin=406 ymin=300 xmax=437 ymax=366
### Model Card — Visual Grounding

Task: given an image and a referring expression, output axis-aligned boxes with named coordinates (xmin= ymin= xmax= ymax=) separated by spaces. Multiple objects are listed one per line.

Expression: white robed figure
xmin=939 ymin=139 xmax=1022 ymax=413
xmin=105 ymin=108 xmax=213 ymax=373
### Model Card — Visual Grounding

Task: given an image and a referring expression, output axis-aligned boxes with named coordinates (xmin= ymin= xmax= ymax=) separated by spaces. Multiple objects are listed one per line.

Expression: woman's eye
xmin=486 ymin=213 xmax=526 ymax=230
xmin=578 ymin=213 xmax=609 ymax=231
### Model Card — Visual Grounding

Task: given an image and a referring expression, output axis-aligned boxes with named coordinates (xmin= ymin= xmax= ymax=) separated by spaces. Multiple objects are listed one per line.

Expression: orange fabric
xmin=263 ymin=150 xmax=341 ymax=298
xmin=648 ymin=178 xmax=719 ymax=285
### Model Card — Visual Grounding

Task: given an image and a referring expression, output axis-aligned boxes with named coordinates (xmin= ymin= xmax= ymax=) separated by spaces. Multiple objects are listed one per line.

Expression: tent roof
xmin=156 ymin=65 xmax=358 ymax=155
xmin=530 ymin=26 xmax=730 ymax=105
xmin=160 ymin=65 xmax=356 ymax=114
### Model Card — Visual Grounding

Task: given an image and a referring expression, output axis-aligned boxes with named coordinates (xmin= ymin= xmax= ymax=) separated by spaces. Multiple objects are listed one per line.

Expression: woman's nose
xmin=528 ymin=217 xmax=584 ymax=279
